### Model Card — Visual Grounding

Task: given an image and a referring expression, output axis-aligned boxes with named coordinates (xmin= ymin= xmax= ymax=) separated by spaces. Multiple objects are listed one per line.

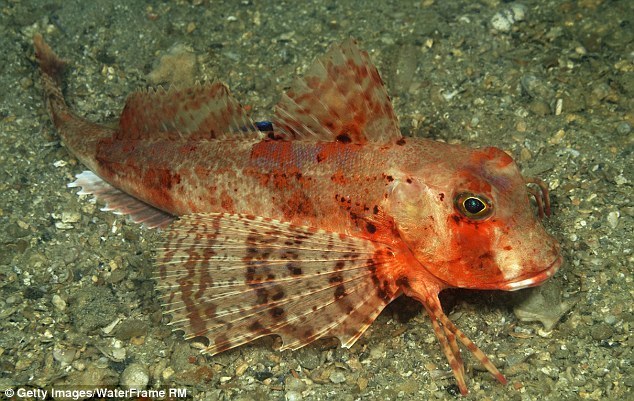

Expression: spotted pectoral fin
xmin=118 ymin=82 xmax=260 ymax=140
xmin=272 ymin=38 xmax=402 ymax=144
xmin=69 ymin=170 xmax=175 ymax=228
xmin=155 ymin=213 xmax=402 ymax=354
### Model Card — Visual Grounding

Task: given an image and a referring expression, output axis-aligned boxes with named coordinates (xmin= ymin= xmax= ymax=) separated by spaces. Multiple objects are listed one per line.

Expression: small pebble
xmin=52 ymin=347 xmax=76 ymax=365
xmin=590 ymin=323 xmax=613 ymax=341
xmin=616 ymin=121 xmax=631 ymax=135
xmin=329 ymin=369 xmax=347 ymax=384
xmin=20 ymin=77 xmax=33 ymax=89
xmin=490 ymin=3 xmax=527 ymax=32
xmin=285 ymin=391 xmax=303 ymax=401
xmin=110 ymin=347 xmax=126 ymax=362
xmin=295 ymin=348 xmax=320 ymax=370
xmin=604 ymin=315 xmax=617 ymax=325
xmin=6 ymin=295 xmax=21 ymax=306
xmin=614 ymin=175 xmax=628 ymax=186
xmin=235 ymin=362 xmax=249 ymax=376
xmin=285 ymin=376 xmax=307 ymax=392
xmin=120 ymin=363 xmax=149 ymax=390
xmin=52 ymin=294 xmax=67 ymax=311
xmin=606 ymin=211 xmax=619 ymax=229
xmin=162 ymin=366 xmax=175 ymax=380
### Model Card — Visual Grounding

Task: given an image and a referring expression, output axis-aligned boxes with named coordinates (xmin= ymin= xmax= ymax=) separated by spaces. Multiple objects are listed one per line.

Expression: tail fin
xmin=33 ymin=34 xmax=72 ymax=126
xmin=33 ymin=34 xmax=116 ymax=171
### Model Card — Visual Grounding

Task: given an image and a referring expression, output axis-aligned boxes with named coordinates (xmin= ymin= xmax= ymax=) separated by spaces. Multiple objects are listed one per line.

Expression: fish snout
xmin=501 ymin=240 xmax=563 ymax=291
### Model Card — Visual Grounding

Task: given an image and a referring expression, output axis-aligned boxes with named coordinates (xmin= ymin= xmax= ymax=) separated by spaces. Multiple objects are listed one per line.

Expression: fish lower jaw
xmin=501 ymin=254 xmax=563 ymax=291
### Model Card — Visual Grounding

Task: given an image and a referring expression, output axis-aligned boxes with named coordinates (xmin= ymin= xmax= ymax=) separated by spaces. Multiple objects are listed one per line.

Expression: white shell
xmin=490 ymin=3 xmax=528 ymax=32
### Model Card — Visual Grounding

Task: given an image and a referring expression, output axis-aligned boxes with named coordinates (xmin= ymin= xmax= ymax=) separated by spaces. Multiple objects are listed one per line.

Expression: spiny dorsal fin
xmin=118 ymin=82 xmax=260 ymax=140
xmin=154 ymin=213 xmax=402 ymax=354
xmin=272 ymin=38 xmax=402 ymax=144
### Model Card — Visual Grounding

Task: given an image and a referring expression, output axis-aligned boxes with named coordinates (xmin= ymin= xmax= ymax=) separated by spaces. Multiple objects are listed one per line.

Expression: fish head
xmin=386 ymin=144 xmax=562 ymax=291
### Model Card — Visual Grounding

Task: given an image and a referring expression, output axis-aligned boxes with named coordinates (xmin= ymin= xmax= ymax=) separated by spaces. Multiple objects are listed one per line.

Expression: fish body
xmin=34 ymin=35 xmax=562 ymax=395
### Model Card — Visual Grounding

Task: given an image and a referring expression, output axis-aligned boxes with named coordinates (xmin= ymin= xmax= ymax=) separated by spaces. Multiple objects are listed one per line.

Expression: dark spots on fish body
xmin=396 ymin=276 xmax=410 ymax=289
xmin=270 ymin=307 xmax=285 ymax=319
xmin=342 ymin=252 xmax=360 ymax=260
xmin=329 ymin=274 xmax=344 ymax=283
xmin=365 ymin=222 xmax=376 ymax=234
xmin=336 ymin=133 xmax=352 ymax=144
xmin=220 ymin=190 xmax=235 ymax=213
xmin=334 ymin=285 xmax=346 ymax=300
xmin=376 ymin=286 xmax=390 ymax=302
xmin=286 ymin=262 xmax=302 ymax=276
xmin=271 ymin=289 xmax=285 ymax=301
xmin=384 ymin=174 xmax=394 ymax=182
xmin=367 ymin=261 xmax=376 ymax=273
xmin=248 ymin=320 xmax=266 ymax=332
xmin=406 ymin=178 xmax=412 ymax=184
xmin=439 ymin=193 xmax=445 ymax=201
xmin=370 ymin=270 xmax=380 ymax=287
xmin=335 ymin=261 xmax=345 ymax=270
xmin=503 ymin=245 xmax=512 ymax=251
xmin=256 ymin=288 xmax=269 ymax=304
xmin=373 ymin=205 xmax=379 ymax=214
xmin=245 ymin=266 xmax=256 ymax=283
xmin=396 ymin=138 xmax=406 ymax=146
xmin=282 ymin=189 xmax=316 ymax=221
xmin=330 ymin=172 xmax=347 ymax=184
xmin=479 ymin=251 xmax=493 ymax=260
xmin=281 ymin=250 xmax=299 ymax=260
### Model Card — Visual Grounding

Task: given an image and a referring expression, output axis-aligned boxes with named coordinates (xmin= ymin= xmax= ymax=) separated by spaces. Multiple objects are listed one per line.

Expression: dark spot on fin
xmin=155 ymin=212 xmax=400 ymax=360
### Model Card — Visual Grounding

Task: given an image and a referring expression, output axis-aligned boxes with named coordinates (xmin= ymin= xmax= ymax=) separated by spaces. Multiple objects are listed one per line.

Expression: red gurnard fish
xmin=34 ymin=34 xmax=562 ymax=395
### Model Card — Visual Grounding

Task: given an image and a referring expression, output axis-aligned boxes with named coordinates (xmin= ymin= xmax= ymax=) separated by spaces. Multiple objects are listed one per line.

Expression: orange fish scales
xmin=34 ymin=35 xmax=562 ymax=396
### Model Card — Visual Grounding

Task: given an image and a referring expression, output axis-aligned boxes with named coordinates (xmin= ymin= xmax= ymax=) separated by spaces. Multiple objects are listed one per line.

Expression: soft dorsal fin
xmin=272 ymin=38 xmax=402 ymax=144
xmin=68 ymin=171 xmax=175 ymax=228
xmin=117 ymin=82 xmax=260 ymax=140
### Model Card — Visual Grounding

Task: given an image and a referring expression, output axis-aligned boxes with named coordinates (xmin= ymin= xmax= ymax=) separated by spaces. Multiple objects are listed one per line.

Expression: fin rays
xmin=272 ymin=38 xmax=402 ymax=144
xmin=68 ymin=171 xmax=174 ymax=228
xmin=155 ymin=213 xmax=399 ymax=354
xmin=118 ymin=82 xmax=260 ymax=141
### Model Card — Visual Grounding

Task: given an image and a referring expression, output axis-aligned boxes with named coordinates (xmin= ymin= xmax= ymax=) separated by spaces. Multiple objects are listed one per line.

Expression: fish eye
xmin=455 ymin=193 xmax=493 ymax=220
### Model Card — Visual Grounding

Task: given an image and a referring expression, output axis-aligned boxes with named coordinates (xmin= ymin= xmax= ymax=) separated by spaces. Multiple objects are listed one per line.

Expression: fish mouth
xmin=499 ymin=254 xmax=563 ymax=291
